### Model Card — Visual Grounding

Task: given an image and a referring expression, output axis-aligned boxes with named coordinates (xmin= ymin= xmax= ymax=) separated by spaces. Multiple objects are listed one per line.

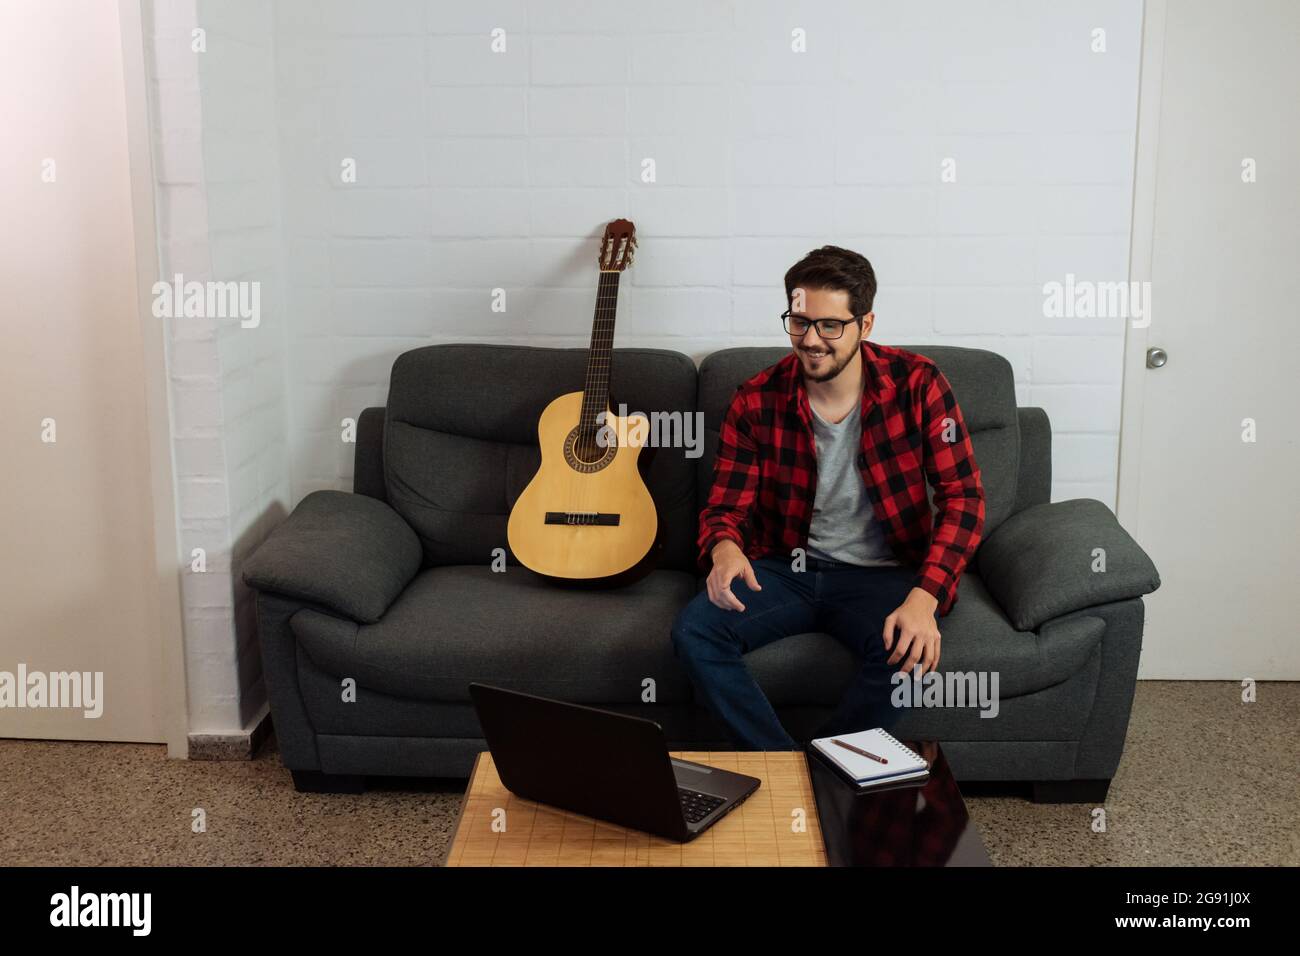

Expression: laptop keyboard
xmin=678 ymin=787 xmax=726 ymax=824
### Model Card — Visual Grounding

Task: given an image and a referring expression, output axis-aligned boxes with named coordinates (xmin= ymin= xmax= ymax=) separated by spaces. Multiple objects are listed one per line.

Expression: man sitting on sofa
xmin=671 ymin=245 xmax=986 ymax=750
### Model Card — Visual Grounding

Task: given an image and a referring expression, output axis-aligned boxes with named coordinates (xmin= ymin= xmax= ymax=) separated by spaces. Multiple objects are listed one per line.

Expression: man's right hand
xmin=706 ymin=540 xmax=761 ymax=611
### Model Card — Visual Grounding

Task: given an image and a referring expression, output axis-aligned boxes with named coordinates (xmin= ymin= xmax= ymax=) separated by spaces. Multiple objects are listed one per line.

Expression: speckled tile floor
xmin=963 ymin=681 xmax=1299 ymax=865
xmin=1 ymin=682 xmax=1295 ymax=866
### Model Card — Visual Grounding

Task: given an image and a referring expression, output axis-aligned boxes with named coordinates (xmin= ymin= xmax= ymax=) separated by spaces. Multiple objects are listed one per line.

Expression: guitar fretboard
xmin=577 ymin=270 xmax=621 ymax=452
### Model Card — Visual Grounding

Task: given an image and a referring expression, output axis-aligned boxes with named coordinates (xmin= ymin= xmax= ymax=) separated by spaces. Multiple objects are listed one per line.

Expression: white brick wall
xmin=148 ymin=0 xmax=1144 ymax=735
xmin=267 ymin=0 xmax=1141 ymax=507
xmin=145 ymin=0 xmax=286 ymax=736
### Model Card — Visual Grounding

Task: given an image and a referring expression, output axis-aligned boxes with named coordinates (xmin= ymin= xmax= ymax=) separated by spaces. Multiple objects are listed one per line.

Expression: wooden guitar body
xmin=507 ymin=390 xmax=658 ymax=581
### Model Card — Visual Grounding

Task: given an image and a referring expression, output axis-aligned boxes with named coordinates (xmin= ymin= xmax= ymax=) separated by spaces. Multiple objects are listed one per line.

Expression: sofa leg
xmin=1031 ymin=778 xmax=1111 ymax=804
xmin=291 ymin=770 xmax=366 ymax=794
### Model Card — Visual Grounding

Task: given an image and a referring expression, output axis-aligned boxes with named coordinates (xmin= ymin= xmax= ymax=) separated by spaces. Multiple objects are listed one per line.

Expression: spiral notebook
xmin=810 ymin=728 xmax=930 ymax=788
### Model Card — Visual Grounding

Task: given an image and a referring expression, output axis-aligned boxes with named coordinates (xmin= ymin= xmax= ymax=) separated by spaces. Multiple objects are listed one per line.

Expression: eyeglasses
xmin=781 ymin=311 xmax=861 ymax=340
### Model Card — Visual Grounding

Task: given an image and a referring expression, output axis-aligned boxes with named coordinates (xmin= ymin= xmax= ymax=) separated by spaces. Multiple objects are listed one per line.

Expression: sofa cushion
xmin=698 ymin=344 xmax=1020 ymax=538
xmin=383 ymin=344 xmax=700 ymax=573
xmin=291 ymin=566 xmax=700 ymax=704
xmin=291 ymin=564 xmax=1102 ymax=714
xmin=746 ymin=571 xmax=1106 ymax=706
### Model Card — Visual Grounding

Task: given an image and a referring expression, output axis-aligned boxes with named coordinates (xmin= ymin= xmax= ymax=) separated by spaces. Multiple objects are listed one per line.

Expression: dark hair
xmin=784 ymin=245 xmax=877 ymax=317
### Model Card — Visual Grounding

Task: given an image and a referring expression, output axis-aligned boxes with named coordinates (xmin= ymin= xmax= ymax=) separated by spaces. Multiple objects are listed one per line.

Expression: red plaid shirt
xmin=698 ymin=340 xmax=985 ymax=616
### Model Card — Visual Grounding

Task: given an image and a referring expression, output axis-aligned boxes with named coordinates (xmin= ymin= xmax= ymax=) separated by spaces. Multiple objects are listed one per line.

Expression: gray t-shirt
xmin=805 ymin=400 xmax=900 ymax=567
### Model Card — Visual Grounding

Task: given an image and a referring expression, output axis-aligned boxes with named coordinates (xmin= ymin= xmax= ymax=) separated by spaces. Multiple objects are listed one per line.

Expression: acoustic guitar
xmin=507 ymin=219 xmax=659 ymax=582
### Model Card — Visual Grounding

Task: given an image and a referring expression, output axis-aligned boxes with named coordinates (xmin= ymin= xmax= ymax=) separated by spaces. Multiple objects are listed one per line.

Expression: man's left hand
xmin=883 ymin=588 xmax=941 ymax=676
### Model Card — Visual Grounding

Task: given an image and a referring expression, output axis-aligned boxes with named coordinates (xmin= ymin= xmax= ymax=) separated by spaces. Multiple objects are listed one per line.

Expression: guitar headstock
xmin=598 ymin=219 xmax=637 ymax=272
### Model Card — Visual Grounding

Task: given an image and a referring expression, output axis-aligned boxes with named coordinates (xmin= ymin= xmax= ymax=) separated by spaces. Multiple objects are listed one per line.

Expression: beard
xmin=797 ymin=343 xmax=855 ymax=382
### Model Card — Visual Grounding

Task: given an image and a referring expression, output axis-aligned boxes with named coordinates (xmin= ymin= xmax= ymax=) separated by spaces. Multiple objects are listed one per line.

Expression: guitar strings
xmin=579 ymin=269 xmax=621 ymax=519
xmin=583 ymin=273 xmax=618 ymax=517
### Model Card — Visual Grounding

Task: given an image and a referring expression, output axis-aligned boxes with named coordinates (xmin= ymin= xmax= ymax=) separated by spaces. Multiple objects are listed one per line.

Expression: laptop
xmin=468 ymin=683 xmax=761 ymax=842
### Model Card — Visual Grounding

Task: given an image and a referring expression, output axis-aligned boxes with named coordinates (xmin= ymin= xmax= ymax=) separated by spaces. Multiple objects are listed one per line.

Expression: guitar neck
xmin=579 ymin=270 xmax=621 ymax=431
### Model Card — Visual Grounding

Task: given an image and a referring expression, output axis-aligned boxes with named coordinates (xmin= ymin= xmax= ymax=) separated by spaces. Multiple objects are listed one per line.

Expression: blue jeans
xmin=671 ymin=556 xmax=920 ymax=750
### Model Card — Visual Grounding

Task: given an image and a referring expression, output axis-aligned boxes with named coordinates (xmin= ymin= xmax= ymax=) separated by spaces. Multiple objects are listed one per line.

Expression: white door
xmin=1120 ymin=0 xmax=1300 ymax=678
xmin=0 ymin=1 xmax=187 ymax=744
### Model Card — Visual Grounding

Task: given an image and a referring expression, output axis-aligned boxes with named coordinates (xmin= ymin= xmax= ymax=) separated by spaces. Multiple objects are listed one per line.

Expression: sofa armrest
xmin=241 ymin=490 xmax=422 ymax=624
xmin=977 ymin=498 xmax=1160 ymax=630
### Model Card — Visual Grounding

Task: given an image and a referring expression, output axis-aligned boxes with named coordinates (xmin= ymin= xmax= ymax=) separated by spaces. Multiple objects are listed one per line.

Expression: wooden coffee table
xmin=443 ymin=750 xmax=824 ymax=866
xmin=442 ymin=741 xmax=989 ymax=867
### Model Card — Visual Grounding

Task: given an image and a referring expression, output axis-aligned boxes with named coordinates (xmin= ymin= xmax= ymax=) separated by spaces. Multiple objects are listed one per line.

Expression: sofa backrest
xmin=697 ymin=345 xmax=1021 ymax=540
xmin=383 ymin=343 xmax=700 ymax=573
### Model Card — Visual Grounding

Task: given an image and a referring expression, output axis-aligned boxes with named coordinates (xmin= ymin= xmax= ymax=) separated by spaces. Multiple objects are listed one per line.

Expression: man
xmin=671 ymin=245 xmax=985 ymax=750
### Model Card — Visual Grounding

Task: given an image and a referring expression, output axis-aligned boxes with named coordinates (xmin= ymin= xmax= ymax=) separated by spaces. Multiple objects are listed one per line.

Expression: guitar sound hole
xmin=564 ymin=426 xmax=616 ymax=473
xmin=573 ymin=440 xmax=602 ymax=464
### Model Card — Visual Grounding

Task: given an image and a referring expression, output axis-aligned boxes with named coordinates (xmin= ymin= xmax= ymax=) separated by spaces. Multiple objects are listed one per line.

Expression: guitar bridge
xmin=544 ymin=512 xmax=621 ymax=526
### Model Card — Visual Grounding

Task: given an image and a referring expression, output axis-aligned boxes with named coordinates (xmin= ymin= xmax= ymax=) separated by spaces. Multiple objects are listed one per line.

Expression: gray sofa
xmin=243 ymin=343 xmax=1160 ymax=802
